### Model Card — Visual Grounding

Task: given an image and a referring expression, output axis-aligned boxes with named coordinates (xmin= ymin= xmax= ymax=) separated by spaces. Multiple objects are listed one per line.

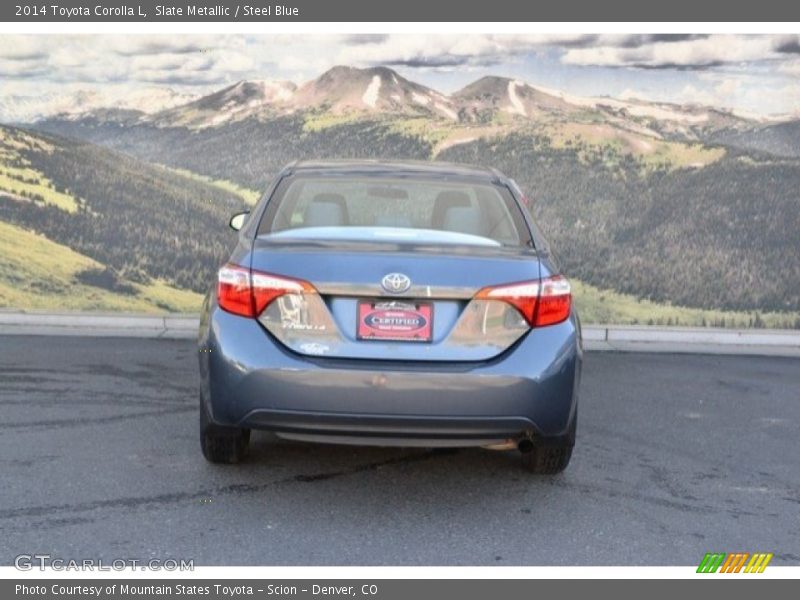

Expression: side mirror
xmin=229 ymin=211 xmax=249 ymax=231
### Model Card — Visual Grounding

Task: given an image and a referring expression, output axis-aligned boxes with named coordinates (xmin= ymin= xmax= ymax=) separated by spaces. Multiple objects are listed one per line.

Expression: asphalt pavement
xmin=1 ymin=336 xmax=798 ymax=565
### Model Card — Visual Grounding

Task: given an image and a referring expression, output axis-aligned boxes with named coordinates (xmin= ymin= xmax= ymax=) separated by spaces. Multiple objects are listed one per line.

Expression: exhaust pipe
xmin=484 ymin=436 xmax=537 ymax=452
xmin=483 ymin=439 xmax=517 ymax=451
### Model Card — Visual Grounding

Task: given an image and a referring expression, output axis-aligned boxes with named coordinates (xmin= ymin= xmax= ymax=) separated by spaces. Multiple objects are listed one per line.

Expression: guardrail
xmin=0 ymin=311 xmax=198 ymax=339
xmin=1 ymin=310 xmax=799 ymax=357
xmin=581 ymin=325 xmax=800 ymax=357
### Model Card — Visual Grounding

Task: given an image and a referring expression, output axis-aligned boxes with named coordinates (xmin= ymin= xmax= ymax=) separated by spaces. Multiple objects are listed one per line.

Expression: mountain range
xmin=14 ymin=65 xmax=793 ymax=137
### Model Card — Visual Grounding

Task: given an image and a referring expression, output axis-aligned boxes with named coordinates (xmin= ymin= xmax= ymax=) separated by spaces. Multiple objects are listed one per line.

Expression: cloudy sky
xmin=1 ymin=34 xmax=799 ymax=118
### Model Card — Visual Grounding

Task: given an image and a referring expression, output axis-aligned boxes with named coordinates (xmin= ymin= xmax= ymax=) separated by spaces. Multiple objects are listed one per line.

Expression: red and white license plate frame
xmin=356 ymin=300 xmax=433 ymax=343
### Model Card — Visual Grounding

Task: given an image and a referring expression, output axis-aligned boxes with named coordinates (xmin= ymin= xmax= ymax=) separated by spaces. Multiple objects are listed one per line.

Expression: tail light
xmin=217 ymin=264 xmax=315 ymax=318
xmin=476 ymin=275 xmax=571 ymax=327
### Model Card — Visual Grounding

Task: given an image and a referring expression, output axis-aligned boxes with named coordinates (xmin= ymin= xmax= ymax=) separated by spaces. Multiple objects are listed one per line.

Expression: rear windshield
xmin=257 ymin=175 xmax=532 ymax=247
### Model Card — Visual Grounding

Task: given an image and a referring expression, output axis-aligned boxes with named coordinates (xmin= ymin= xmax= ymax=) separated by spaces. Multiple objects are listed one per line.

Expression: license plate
xmin=357 ymin=300 xmax=433 ymax=342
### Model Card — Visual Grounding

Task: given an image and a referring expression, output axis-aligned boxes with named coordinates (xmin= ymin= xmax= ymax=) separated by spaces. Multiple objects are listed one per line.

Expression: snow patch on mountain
xmin=412 ymin=92 xmax=431 ymax=106
xmin=265 ymin=81 xmax=296 ymax=103
xmin=507 ymin=80 xmax=527 ymax=116
xmin=362 ymin=75 xmax=382 ymax=108
xmin=435 ymin=102 xmax=458 ymax=121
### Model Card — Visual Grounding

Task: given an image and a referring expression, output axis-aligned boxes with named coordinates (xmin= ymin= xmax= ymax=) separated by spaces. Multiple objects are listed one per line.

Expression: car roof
xmin=285 ymin=159 xmax=504 ymax=181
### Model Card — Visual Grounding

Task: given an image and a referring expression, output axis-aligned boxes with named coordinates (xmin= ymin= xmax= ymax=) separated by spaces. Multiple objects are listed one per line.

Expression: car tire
xmin=199 ymin=395 xmax=250 ymax=464
xmin=521 ymin=409 xmax=576 ymax=474
xmin=521 ymin=445 xmax=573 ymax=474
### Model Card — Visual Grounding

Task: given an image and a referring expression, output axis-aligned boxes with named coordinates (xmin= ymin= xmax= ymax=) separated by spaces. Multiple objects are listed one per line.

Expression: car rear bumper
xmin=199 ymin=306 xmax=582 ymax=447
xmin=239 ymin=409 xmax=542 ymax=447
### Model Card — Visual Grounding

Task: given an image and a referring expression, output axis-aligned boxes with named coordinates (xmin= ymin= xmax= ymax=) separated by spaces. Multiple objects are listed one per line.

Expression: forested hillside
xmin=440 ymin=136 xmax=800 ymax=312
xmin=0 ymin=125 xmax=246 ymax=294
xmin=35 ymin=115 xmax=433 ymax=191
xmin=709 ymin=120 xmax=800 ymax=159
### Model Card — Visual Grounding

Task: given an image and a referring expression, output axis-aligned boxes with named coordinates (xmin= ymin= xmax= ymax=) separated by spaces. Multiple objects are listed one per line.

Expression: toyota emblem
xmin=381 ymin=273 xmax=412 ymax=294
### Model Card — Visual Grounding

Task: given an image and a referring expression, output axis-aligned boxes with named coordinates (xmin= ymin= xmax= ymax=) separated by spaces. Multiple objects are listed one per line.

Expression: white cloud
xmin=779 ymin=59 xmax=800 ymax=76
xmin=333 ymin=34 xmax=593 ymax=69
xmin=674 ymin=84 xmax=720 ymax=106
xmin=714 ymin=78 xmax=742 ymax=97
xmin=0 ymin=57 xmax=48 ymax=77
xmin=669 ymin=76 xmax=795 ymax=117
xmin=0 ymin=37 xmax=48 ymax=60
xmin=562 ymin=35 xmax=785 ymax=69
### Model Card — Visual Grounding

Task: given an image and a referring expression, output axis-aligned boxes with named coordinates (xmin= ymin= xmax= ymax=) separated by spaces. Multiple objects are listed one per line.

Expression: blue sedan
xmin=199 ymin=160 xmax=581 ymax=473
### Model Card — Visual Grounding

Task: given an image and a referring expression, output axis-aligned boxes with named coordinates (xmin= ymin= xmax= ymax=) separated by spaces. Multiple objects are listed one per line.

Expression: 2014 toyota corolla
xmin=198 ymin=160 xmax=581 ymax=473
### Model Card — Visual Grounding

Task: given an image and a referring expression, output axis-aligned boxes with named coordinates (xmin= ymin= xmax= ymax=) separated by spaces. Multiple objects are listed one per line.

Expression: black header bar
xmin=3 ymin=0 xmax=800 ymax=22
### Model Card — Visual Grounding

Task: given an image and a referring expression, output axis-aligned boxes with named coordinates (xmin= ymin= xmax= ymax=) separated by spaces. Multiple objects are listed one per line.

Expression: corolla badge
xmin=298 ymin=342 xmax=329 ymax=355
xmin=381 ymin=272 xmax=411 ymax=294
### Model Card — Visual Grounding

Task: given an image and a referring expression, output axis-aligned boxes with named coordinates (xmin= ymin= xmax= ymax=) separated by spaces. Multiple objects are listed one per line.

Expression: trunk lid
xmin=249 ymin=238 xmax=542 ymax=362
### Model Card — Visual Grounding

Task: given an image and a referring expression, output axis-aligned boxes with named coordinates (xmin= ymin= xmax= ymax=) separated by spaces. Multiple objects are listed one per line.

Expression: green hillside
xmin=159 ymin=165 xmax=262 ymax=205
xmin=0 ymin=128 xmax=81 ymax=212
xmin=0 ymin=220 xmax=200 ymax=312
xmin=0 ymin=124 xmax=248 ymax=297
xmin=573 ymin=280 xmax=799 ymax=329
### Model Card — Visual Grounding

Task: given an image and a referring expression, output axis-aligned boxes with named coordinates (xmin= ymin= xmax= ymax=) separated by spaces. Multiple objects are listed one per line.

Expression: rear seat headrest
xmin=432 ymin=191 xmax=472 ymax=229
xmin=304 ymin=193 xmax=349 ymax=227
xmin=442 ymin=205 xmax=483 ymax=236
